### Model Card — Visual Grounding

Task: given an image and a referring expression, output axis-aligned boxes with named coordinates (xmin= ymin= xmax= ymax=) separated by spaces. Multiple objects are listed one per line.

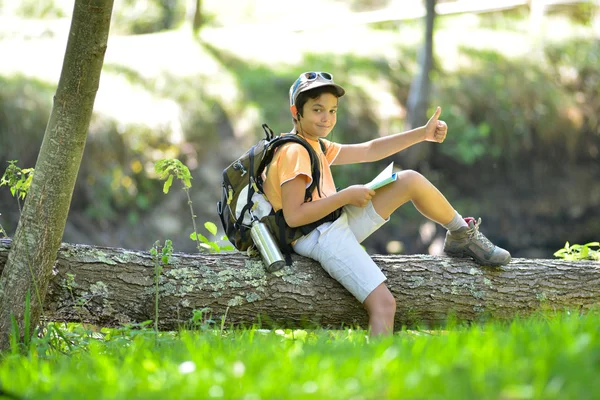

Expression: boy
xmin=262 ymin=71 xmax=510 ymax=336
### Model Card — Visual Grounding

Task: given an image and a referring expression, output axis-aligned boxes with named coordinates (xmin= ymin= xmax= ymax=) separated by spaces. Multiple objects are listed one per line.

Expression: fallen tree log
xmin=1 ymin=238 xmax=599 ymax=330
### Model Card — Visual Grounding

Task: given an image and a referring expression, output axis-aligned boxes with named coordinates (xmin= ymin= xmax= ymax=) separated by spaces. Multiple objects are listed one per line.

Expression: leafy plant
xmin=0 ymin=160 xmax=34 ymax=238
xmin=154 ymin=159 xmax=233 ymax=252
xmin=154 ymin=159 xmax=191 ymax=194
xmin=190 ymin=221 xmax=234 ymax=252
xmin=8 ymin=295 xmax=80 ymax=358
xmin=154 ymin=159 xmax=203 ymax=251
xmin=184 ymin=307 xmax=216 ymax=332
xmin=554 ymin=241 xmax=600 ymax=261
xmin=1 ymin=160 xmax=34 ymax=201
xmin=150 ymin=239 xmax=173 ymax=333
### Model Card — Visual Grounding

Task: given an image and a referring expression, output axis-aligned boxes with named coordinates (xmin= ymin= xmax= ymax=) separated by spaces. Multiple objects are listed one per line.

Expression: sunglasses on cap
xmin=300 ymin=71 xmax=333 ymax=81
xmin=291 ymin=71 xmax=334 ymax=98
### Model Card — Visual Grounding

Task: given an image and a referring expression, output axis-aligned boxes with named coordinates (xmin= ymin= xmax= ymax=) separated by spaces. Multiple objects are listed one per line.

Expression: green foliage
xmin=0 ymin=160 xmax=34 ymax=200
xmin=0 ymin=76 xmax=53 ymax=162
xmin=200 ymin=43 xmax=295 ymax=131
xmin=183 ymin=307 xmax=217 ymax=332
xmin=189 ymin=221 xmax=234 ymax=253
xmin=154 ymin=158 xmax=201 ymax=250
xmin=435 ymin=107 xmax=496 ymax=165
xmin=2 ymin=311 xmax=600 ymax=398
xmin=554 ymin=241 xmax=600 ymax=261
xmin=438 ymin=47 xmax=576 ymax=165
xmin=545 ymin=39 xmax=600 ymax=138
xmin=15 ymin=0 xmax=65 ymax=18
xmin=112 ymin=0 xmax=186 ymax=35
xmin=557 ymin=2 xmax=598 ymax=26
xmin=154 ymin=158 xmax=192 ymax=193
xmin=154 ymin=159 xmax=232 ymax=252
xmin=78 ymin=130 xmax=164 ymax=226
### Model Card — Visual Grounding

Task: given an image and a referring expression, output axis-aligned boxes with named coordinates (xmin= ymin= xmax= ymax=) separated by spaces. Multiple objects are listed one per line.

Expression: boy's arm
xmin=281 ymin=176 xmax=375 ymax=228
xmin=334 ymin=107 xmax=447 ymax=165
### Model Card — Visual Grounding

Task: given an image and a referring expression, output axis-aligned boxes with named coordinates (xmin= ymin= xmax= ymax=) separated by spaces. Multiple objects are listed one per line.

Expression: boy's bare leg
xmin=371 ymin=170 xmax=454 ymax=224
xmin=362 ymin=283 xmax=396 ymax=336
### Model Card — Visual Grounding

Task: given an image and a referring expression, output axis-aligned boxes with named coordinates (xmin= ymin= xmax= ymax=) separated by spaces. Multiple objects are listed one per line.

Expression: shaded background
xmin=0 ymin=0 xmax=599 ymax=258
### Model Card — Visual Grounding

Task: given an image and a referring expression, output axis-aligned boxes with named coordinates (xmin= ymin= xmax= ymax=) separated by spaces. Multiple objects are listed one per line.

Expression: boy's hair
xmin=294 ymin=85 xmax=340 ymax=122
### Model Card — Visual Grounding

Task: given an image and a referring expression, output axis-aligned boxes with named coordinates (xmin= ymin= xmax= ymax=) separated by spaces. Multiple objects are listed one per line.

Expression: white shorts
xmin=292 ymin=201 xmax=389 ymax=303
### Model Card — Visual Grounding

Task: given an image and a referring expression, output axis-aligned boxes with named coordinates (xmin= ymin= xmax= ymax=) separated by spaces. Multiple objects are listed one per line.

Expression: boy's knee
xmin=396 ymin=169 xmax=429 ymax=193
xmin=365 ymin=289 xmax=396 ymax=317
xmin=398 ymin=169 xmax=424 ymax=183
xmin=384 ymin=293 xmax=397 ymax=313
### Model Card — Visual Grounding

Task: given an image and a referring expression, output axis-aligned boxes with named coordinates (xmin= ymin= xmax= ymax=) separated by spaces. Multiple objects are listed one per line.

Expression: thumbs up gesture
xmin=424 ymin=106 xmax=448 ymax=143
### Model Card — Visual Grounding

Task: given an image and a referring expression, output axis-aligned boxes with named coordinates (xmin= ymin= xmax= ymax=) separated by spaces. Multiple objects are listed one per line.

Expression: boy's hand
xmin=343 ymin=185 xmax=376 ymax=208
xmin=423 ymin=106 xmax=448 ymax=143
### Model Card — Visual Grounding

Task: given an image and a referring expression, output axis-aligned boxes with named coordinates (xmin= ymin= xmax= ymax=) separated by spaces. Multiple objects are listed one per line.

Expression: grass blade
xmin=24 ymin=290 xmax=31 ymax=349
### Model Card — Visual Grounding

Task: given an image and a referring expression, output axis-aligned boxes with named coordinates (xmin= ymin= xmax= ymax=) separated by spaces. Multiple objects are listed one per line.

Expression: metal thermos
xmin=250 ymin=220 xmax=285 ymax=272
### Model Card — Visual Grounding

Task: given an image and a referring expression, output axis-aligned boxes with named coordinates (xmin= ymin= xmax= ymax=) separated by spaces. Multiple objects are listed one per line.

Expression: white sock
xmin=443 ymin=211 xmax=468 ymax=232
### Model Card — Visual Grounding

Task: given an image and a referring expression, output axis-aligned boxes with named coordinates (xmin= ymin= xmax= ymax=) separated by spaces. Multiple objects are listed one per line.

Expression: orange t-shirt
xmin=263 ymin=135 xmax=341 ymax=212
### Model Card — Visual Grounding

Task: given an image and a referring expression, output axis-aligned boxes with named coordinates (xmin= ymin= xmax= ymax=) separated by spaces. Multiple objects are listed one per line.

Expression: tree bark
xmin=1 ymin=238 xmax=598 ymax=331
xmin=0 ymin=0 xmax=114 ymax=350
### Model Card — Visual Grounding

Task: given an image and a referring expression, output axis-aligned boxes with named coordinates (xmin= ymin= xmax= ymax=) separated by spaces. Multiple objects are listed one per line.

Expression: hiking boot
xmin=444 ymin=217 xmax=511 ymax=266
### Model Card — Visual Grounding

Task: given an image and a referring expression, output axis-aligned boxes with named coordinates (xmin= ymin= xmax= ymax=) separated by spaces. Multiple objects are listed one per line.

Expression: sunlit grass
xmin=2 ymin=310 xmax=599 ymax=399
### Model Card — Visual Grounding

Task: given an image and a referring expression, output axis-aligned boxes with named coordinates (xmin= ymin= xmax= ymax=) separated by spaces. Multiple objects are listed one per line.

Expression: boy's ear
xmin=290 ymin=105 xmax=298 ymax=119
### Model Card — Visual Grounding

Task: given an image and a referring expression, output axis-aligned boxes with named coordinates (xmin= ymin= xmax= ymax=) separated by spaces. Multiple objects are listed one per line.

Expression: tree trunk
xmin=406 ymin=0 xmax=436 ymax=130
xmin=529 ymin=0 xmax=548 ymax=36
xmin=193 ymin=0 xmax=203 ymax=34
xmin=1 ymin=239 xmax=598 ymax=331
xmin=400 ymin=0 xmax=436 ymax=170
xmin=0 ymin=0 xmax=114 ymax=350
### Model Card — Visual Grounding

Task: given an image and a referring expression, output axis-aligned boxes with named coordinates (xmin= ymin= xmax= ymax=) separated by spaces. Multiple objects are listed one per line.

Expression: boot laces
xmin=466 ymin=218 xmax=495 ymax=252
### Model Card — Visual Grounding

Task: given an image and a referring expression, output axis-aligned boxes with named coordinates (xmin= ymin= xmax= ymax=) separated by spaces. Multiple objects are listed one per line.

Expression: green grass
xmin=2 ymin=311 xmax=600 ymax=399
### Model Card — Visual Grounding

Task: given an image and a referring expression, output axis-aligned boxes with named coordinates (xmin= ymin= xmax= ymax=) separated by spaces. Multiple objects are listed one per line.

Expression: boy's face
xmin=297 ymin=93 xmax=338 ymax=140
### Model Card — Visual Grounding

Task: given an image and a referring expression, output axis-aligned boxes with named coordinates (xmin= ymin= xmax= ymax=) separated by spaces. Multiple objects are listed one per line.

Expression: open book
xmin=365 ymin=162 xmax=398 ymax=190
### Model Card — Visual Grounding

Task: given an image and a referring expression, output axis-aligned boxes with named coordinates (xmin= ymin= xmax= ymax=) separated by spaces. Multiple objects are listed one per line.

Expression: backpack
xmin=217 ymin=124 xmax=341 ymax=267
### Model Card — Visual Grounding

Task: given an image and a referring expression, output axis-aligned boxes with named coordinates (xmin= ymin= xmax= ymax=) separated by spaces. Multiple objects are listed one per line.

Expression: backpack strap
xmin=318 ymin=138 xmax=327 ymax=154
xmin=256 ymin=134 xmax=322 ymax=201
xmin=234 ymin=144 xmax=259 ymax=231
xmin=247 ymin=145 xmax=257 ymax=205
xmin=275 ymin=210 xmax=293 ymax=265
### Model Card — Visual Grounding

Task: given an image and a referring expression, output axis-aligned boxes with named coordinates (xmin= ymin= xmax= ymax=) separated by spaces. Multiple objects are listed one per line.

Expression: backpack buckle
xmin=233 ymin=160 xmax=247 ymax=176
